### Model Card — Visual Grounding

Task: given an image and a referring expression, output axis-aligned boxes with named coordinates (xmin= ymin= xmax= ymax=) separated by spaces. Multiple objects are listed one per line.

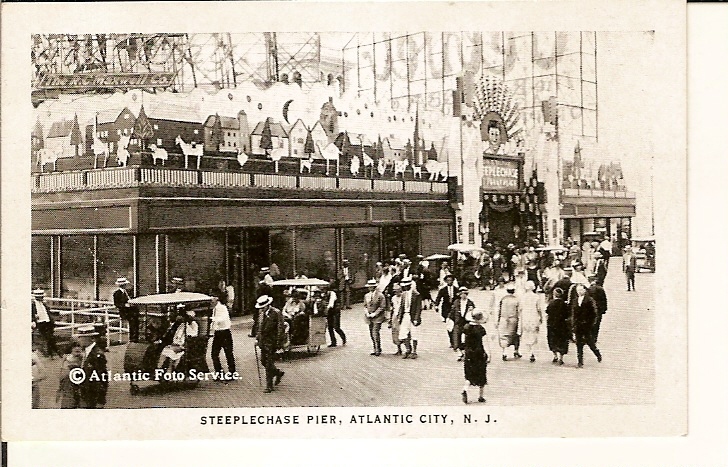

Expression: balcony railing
xmin=561 ymin=188 xmax=636 ymax=199
xmin=31 ymin=166 xmax=449 ymax=195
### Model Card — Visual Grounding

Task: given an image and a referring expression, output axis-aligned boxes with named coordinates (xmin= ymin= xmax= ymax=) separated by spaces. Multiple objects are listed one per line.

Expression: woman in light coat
xmin=517 ymin=281 xmax=544 ymax=362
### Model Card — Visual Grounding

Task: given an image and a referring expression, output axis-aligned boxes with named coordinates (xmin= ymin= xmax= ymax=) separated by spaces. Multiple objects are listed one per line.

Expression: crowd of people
xmin=32 ymin=233 xmax=646 ymax=406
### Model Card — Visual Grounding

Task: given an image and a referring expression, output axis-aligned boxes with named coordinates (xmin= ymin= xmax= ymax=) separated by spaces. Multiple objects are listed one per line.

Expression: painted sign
xmin=482 ymin=157 xmax=520 ymax=192
xmin=35 ymin=72 xmax=177 ymax=91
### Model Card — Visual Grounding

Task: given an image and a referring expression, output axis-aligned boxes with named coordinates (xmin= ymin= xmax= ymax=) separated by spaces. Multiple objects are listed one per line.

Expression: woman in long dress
xmin=459 ymin=310 xmax=490 ymax=404
xmin=517 ymin=281 xmax=543 ymax=362
xmin=56 ymin=341 xmax=83 ymax=409
xmin=546 ymin=288 xmax=571 ymax=365
xmin=497 ymin=283 xmax=521 ymax=360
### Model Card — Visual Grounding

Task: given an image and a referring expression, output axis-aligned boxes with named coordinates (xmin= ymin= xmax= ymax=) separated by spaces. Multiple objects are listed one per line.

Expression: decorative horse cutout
xmin=91 ymin=132 xmax=107 ymax=168
xmin=362 ymin=152 xmax=374 ymax=177
xmin=300 ymin=156 xmax=313 ymax=174
xmin=412 ymin=164 xmax=423 ymax=178
xmin=175 ymin=135 xmax=203 ymax=170
xmin=350 ymin=155 xmax=360 ymax=176
xmin=269 ymin=148 xmax=287 ymax=173
xmin=377 ymin=158 xmax=387 ymax=177
xmin=425 ymin=159 xmax=448 ymax=181
xmin=236 ymin=148 xmax=249 ymax=169
xmin=394 ymin=159 xmax=409 ymax=178
xmin=37 ymin=147 xmax=61 ymax=172
xmin=149 ymin=144 xmax=168 ymax=166
xmin=117 ymin=134 xmax=131 ymax=167
xmin=319 ymin=142 xmax=341 ymax=176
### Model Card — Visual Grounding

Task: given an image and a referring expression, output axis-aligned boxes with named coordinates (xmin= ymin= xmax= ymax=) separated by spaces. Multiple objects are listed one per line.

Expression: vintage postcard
xmin=1 ymin=0 xmax=686 ymax=441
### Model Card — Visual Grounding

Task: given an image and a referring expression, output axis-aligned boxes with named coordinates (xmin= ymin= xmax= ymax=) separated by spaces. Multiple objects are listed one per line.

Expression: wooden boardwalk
xmin=34 ymin=262 xmax=654 ymax=409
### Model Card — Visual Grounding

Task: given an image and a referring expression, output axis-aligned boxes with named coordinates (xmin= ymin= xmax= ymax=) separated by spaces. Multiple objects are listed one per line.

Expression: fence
xmin=32 ymin=166 xmax=449 ymax=196
xmin=44 ymin=298 xmax=128 ymax=347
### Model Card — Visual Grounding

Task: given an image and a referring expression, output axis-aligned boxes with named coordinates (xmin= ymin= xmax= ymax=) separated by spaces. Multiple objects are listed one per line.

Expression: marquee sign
xmin=482 ymin=158 xmax=520 ymax=192
xmin=35 ymin=72 xmax=177 ymax=91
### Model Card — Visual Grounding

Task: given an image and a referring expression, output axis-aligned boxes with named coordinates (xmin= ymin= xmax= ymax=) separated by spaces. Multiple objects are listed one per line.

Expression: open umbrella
xmin=424 ymin=253 xmax=451 ymax=261
xmin=447 ymin=243 xmax=485 ymax=254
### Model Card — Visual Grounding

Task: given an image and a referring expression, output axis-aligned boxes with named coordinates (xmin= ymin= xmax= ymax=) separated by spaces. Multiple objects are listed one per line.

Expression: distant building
xmin=309 ymin=121 xmax=328 ymax=159
xmin=143 ymin=104 xmax=205 ymax=154
xmin=203 ymin=114 xmax=241 ymax=153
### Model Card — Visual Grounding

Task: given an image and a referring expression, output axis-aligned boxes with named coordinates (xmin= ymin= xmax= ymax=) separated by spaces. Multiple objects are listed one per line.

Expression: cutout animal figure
xmin=92 ymin=136 xmax=107 ymax=168
xmin=362 ymin=152 xmax=374 ymax=177
xmin=300 ymin=156 xmax=313 ymax=173
xmin=175 ymin=135 xmax=203 ymax=170
xmin=412 ymin=164 xmax=423 ymax=178
xmin=394 ymin=159 xmax=409 ymax=178
xmin=377 ymin=158 xmax=387 ymax=177
xmin=350 ymin=155 xmax=360 ymax=176
xmin=425 ymin=159 xmax=448 ymax=181
xmin=117 ymin=134 xmax=131 ymax=167
xmin=149 ymin=144 xmax=168 ymax=166
xmin=37 ymin=147 xmax=61 ymax=172
xmin=269 ymin=148 xmax=287 ymax=173
xmin=319 ymin=142 xmax=341 ymax=176
xmin=236 ymin=148 xmax=249 ymax=169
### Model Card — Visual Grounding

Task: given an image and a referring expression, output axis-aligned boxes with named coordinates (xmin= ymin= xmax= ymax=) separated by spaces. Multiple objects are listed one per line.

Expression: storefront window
xmin=61 ymin=236 xmax=95 ymax=300
xmin=32 ymin=236 xmax=52 ymax=292
xmin=97 ymin=235 xmax=134 ymax=302
xmin=342 ymin=227 xmax=380 ymax=288
xmin=167 ymin=231 xmax=225 ymax=295
xmin=296 ymin=228 xmax=336 ymax=281
xmin=270 ymin=229 xmax=295 ymax=279
xmin=382 ymin=225 xmax=420 ymax=261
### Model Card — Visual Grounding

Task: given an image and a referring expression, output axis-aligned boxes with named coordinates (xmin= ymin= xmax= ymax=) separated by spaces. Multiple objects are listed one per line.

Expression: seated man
xmin=157 ymin=307 xmax=199 ymax=374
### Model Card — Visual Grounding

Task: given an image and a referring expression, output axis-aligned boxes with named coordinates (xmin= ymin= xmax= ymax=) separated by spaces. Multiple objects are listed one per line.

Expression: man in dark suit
xmin=113 ymin=277 xmax=139 ymax=342
xmin=594 ymin=252 xmax=608 ymax=287
xmin=435 ymin=275 xmax=458 ymax=347
xmin=448 ymin=286 xmax=476 ymax=361
xmin=31 ymin=288 xmax=61 ymax=358
xmin=79 ymin=330 xmax=108 ymax=408
xmin=570 ymin=284 xmax=602 ymax=368
xmin=587 ymin=277 xmax=608 ymax=343
xmin=255 ymin=295 xmax=285 ymax=393
xmin=397 ymin=278 xmax=422 ymax=359
xmin=338 ymin=259 xmax=353 ymax=309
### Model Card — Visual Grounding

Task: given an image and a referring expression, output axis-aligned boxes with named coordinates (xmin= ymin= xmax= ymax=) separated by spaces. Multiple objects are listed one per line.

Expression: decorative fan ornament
xmin=472 ymin=76 xmax=524 ymax=143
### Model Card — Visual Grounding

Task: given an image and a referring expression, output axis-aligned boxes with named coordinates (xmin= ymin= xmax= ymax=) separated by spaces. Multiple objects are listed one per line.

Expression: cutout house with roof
xmin=250 ymin=118 xmax=289 ymax=157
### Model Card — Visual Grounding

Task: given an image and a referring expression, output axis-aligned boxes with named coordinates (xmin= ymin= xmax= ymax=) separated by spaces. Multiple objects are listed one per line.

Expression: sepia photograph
xmin=2 ymin=0 xmax=687 ymax=441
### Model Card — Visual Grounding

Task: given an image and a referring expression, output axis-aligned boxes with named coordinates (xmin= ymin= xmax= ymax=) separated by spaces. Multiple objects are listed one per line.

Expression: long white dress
xmin=517 ymin=292 xmax=543 ymax=346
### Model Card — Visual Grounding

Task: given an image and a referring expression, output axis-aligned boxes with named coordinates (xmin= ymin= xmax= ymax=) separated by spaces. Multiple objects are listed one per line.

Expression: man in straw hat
xmin=113 ymin=277 xmax=139 ymax=342
xmin=250 ymin=267 xmax=275 ymax=338
xmin=364 ymin=279 xmax=387 ymax=356
xmin=459 ymin=310 xmax=490 ymax=404
xmin=255 ymin=295 xmax=285 ymax=393
xmin=78 ymin=325 xmax=108 ymax=409
xmin=622 ymin=245 xmax=637 ymax=291
xmin=396 ymin=277 xmax=422 ymax=359
xmin=31 ymin=288 xmax=61 ymax=358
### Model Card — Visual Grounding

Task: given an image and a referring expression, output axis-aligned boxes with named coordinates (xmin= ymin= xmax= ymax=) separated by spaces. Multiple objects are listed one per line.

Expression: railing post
xmin=105 ymin=308 xmax=110 ymax=350
xmin=71 ymin=307 xmax=75 ymax=339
